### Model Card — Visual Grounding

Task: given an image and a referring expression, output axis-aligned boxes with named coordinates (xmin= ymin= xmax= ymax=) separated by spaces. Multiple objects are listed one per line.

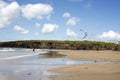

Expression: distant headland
xmin=0 ymin=40 xmax=120 ymax=51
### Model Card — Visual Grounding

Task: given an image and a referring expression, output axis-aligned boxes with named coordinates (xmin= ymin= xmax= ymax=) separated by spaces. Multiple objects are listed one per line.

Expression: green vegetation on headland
xmin=0 ymin=40 xmax=120 ymax=51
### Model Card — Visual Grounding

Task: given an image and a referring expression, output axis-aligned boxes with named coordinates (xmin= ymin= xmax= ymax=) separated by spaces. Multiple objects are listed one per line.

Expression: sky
xmin=0 ymin=0 xmax=120 ymax=42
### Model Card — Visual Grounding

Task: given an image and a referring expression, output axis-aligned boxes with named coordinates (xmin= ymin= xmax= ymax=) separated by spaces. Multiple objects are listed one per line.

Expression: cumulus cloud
xmin=67 ymin=17 xmax=80 ymax=26
xmin=35 ymin=22 xmax=41 ymax=28
xmin=42 ymin=24 xmax=59 ymax=34
xmin=21 ymin=3 xmax=53 ymax=19
xmin=0 ymin=1 xmax=20 ymax=29
xmin=0 ymin=1 xmax=54 ymax=29
xmin=63 ymin=12 xmax=71 ymax=18
xmin=66 ymin=29 xmax=78 ymax=38
xmin=97 ymin=30 xmax=120 ymax=41
xmin=14 ymin=25 xmax=29 ymax=34
xmin=21 ymin=29 xmax=29 ymax=34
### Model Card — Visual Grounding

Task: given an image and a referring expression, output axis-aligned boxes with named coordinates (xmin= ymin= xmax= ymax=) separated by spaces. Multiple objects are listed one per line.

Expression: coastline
xmin=49 ymin=50 xmax=120 ymax=80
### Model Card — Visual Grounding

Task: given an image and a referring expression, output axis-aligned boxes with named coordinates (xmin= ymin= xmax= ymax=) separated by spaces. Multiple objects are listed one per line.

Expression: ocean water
xmin=0 ymin=48 xmax=94 ymax=80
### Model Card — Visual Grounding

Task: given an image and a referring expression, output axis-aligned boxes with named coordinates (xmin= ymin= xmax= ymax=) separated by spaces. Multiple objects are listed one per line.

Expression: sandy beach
xmin=49 ymin=50 xmax=120 ymax=80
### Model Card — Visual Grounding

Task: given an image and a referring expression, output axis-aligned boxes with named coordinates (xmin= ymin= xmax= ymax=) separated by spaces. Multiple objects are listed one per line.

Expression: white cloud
xmin=0 ymin=1 xmax=20 ymax=29
xmin=21 ymin=29 xmax=29 ymax=34
xmin=21 ymin=3 xmax=53 ymax=19
xmin=14 ymin=25 xmax=29 ymax=34
xmin=66 ymin=29 xmax=78 ymax=38
xmin=67 ymin=17 xmax=80 ymax=26
xmin=0 ymin=1 xmax=54 ymax=29
xmin=14 ymin=25 xmax=24 ymax=31
xmin=63 ymin=12 xmax=71 ymax=18
xmin=97 ymin=30 xmax=120 ymax=42
xmin=42 ymin=24 xmax=59 ymax=34
xmin=35 ymin=22 xmax=41 ymax=28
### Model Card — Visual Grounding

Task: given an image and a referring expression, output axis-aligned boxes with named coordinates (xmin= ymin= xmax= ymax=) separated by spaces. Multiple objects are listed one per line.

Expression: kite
xmin=80 ymin=29 xmax=87 ymax=39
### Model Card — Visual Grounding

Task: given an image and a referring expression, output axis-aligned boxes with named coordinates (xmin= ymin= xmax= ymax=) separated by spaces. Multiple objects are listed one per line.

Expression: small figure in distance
xmin=33 ymin=48 xmax=35 ymax=52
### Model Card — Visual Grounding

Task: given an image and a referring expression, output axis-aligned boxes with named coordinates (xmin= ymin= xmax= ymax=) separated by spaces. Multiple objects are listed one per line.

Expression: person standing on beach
xmin=33 ymin=48 xmax=35 ymax=52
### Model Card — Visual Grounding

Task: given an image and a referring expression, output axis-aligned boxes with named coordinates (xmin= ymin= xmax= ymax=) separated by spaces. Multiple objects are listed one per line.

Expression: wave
xmin=0 ymin=48 xmax=15 ymax=52
xmin=0 ymin=53 xmax=40 ymax=60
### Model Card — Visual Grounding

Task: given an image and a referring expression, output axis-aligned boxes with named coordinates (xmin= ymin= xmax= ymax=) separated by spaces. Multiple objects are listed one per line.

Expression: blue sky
xmin=0 ymin=0 xmax=120 ymax=42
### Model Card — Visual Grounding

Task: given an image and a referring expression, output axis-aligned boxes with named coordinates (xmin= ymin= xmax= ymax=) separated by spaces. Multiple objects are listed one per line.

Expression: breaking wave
xmin=0 ymin=53 xmax=40 ymax=60
xmin=0 ymin=48 xmax=15 ymax=52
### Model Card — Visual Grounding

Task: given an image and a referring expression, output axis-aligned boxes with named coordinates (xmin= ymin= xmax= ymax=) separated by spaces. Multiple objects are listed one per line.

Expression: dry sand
xmin=49 ymin=50 xmax=120 ymax=80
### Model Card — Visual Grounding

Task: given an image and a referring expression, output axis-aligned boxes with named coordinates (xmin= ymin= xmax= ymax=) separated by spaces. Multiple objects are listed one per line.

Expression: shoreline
xmin=49 ymin=50 xmax=120 ymax=80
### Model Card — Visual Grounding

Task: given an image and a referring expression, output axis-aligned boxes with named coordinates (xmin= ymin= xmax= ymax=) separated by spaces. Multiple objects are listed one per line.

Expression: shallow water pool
xmin=0 ymin=48 xmax=96 ymax=80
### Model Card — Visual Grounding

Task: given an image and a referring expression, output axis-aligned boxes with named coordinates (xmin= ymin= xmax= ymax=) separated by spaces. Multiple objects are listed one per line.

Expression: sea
xmin=0 ymin=48 xmax=94 ymax=80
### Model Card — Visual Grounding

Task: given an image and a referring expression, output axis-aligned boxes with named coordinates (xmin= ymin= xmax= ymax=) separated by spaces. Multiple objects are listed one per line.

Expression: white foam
xmin=0 ymin=53 xmax=39 ymax=60
xmin=0 ymin=48 xmax=15 ymax=52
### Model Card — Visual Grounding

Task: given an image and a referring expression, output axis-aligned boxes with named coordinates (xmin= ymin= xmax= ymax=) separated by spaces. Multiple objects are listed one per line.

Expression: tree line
xmin=0 ymin=40 xmax=120 ymax=51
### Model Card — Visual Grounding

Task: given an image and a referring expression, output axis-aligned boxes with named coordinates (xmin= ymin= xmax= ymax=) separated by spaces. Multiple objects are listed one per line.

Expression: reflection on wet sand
xmin=0 ymin=48 xmax=96 ymax=80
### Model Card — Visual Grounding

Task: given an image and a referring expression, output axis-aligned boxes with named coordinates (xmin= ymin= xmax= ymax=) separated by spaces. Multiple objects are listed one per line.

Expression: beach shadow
xmin=39 ymin=51 xmax=66 ymax=58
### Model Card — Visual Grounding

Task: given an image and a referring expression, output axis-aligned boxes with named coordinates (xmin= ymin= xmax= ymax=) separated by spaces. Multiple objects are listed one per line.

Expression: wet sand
xmin=49 ymin=50 xmax=120 ymax=80
xmin=1 ymin=48 xmax=95 ymax=80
